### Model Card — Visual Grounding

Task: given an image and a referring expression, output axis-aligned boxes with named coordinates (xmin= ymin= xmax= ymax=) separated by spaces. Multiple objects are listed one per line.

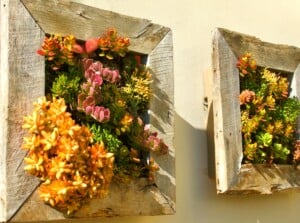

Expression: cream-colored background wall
xmin=71 ymin=1 xmax=300 ymax=223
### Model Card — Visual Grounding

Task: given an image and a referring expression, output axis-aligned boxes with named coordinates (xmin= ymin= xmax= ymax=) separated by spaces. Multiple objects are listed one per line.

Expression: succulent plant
xmin=98 ymin=28 xmax=130 ymax=60
xmin=237 ymin=53 xmax=300 ymax=164
xmin=25 ymin=28 xmax=169 ymax=214
xmin=37 ymin=35 xmax=76 ymax=70
xmin=22 ymin=97 xmax=114 ymax=214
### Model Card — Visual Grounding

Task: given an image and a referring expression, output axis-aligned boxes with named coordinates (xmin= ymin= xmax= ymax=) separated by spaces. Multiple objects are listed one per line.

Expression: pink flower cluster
xmin=140 ymin=124 xmax=168 ymax=155
xmin=77 ymin=59 xmax=120 ymax=122
xmin=77 ymin=94 xmax=110 ymax=123
xmin=144 ymin=130 xmax=168 ymax=155
xmin=83 ymin=59 xmax=121 ymax=84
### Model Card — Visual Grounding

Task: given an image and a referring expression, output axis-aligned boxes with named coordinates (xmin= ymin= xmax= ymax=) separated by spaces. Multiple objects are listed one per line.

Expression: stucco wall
xmin=71 ymin=1 xmax=300 ymax=223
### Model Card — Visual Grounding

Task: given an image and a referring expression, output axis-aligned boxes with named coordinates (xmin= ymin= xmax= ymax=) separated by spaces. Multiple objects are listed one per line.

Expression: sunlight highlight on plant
xmin=237 ymin=53 xmax=300 ymax=164
xmin=23 ymin=28 xmax=168 ymax=214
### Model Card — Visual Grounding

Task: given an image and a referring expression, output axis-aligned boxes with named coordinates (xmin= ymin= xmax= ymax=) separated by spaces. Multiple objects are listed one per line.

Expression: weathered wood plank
xmin=291 ymin=65 xmax=300 ymax=136
xmin=0 ymin=1 xmax=9 ymax=221
xmin=212 ymin=28 xmax=243 ymax=193
xmin=148 ymin=31 xmax=175 ymax=209
xmin=1 ymin=0 xmax=44 ymax=221
xmin=212 ymin=28 xmax=300 ymax=194
xmin=229 ymin=164 xmax=300 ymax=194
xmin=291 ymin=64 xmax=300 ymax=100
xmin=0 ymin=1 xmax=174 ymax=221
xmin=12 ymin=179 xmax=173 ymax=221
xmin=218 ymin=28 xmax=300 ymax=73
xmin=21 ymin=0 xmax=170 ymax=55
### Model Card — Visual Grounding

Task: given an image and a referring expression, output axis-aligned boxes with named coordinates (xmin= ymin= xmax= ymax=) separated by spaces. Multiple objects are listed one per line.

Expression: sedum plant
xmin=22 ymin=97 xmax=114 ymax=214
xmin=237 ymin=53 xmax=300 ymax=164
xmin=23 ymin=28 xmax=168 ymax=214
xmin=37 ymin=34 xmax=76 ymax=70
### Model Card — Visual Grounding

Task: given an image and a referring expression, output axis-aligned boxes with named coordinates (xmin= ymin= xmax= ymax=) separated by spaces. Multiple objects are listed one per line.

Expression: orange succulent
xmin=236 ymin=52 xmax=257 ymax=76
xmin=98 ymin=28 xmax=130 ymax=59
xmin=239 ymin=90 xmax=255 ymax=105
xmin=22 ymin=97 xmax=114 ymax=214
xmin=119 ymin=113 xmax=134 ymax=133
xmin=37 ymin=35 xmax=76 ymax=70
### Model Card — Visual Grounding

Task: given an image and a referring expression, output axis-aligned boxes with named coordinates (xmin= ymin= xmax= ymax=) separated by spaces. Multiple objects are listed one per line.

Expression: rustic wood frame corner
xmin=212 ymin=28 xmax=300 ymax=195
xmin=0 ymin=0 xmax=175 ymax=221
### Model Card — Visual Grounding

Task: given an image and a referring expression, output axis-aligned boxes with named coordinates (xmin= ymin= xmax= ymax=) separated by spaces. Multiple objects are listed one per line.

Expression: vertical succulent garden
xmin=237 ymin=53 xmax=300 ymax=165
xmin=22 ymin=28 xmax=168 ymax=215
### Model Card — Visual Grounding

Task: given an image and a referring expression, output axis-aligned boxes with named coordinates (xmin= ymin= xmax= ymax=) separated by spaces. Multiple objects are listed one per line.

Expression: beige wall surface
xmin=69 ymin=1 xmax=300 ymax=223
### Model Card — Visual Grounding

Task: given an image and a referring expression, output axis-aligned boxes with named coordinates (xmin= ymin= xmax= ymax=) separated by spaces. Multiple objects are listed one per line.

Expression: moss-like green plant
xmin=237 ymin=53 xmax=300 ymax=164
xmin=51 ymin=66 xmax=83 ymax=109
xmin=88 ymin=123 xmax=122 ymax=154
xmin=88 ymin=122 xmax=145 ymax=182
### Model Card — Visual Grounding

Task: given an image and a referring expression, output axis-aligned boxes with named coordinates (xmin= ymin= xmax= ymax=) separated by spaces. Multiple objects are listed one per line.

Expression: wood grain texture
xmin=212 ymin=28 xmax=243 ymax=193
xmin=0 ymin=1 xmax=9 ymax=221
xmin=12 ymin=179 xmax=173 ymax=221
xmin=212 ymin=28 xmax=300 ymax=194
xmin=1 ymin=0 xmax=44 ymax=221
xmin=148 ymin=31 xmax=175 ymax=209
xmin=0 ymin=0 xmax=174 ymax=221
xmin=229 ymin=164 xmax=300 ymax=194
xmin=21 ymin=0 xmax=170 ymax=55
xmin=291 ymin=65 xmax=300 ymax=98
xmin=218 ymin=28 xmax=300 ymax=73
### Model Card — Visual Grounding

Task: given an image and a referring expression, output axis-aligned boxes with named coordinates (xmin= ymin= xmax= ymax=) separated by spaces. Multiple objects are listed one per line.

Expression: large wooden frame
xmin=212 ymin=28 xmax=300 ymax=194
xmin=0 ymin=0 xmax=175 ymax=221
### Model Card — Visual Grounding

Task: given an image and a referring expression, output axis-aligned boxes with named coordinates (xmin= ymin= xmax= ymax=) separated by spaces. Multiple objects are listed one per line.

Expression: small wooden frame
xmin=0 ymin=0 xmax=175 ymax=221
xmin=212 ymin=28 xmax=300 ymax=194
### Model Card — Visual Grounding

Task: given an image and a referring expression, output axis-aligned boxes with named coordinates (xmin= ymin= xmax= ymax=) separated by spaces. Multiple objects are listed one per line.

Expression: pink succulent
xmin=102 ymin=68 xmax=120 ymax=83
xmin=91 ymin=74 xmax=103 ymax=87
xmin=85 ymin=105 xmax=94 ymax=115
xmin=91 ymin=106 xmax=110 ymax=122
xmin=144 ymin=131 xmax=168 ymax=155
xmin=78 ymin=93 xmax=109 ymax=122
xmin=85 ymin=68 xmax=95 ymax=79
xmin=90 ymin=61 xmax=103 ymax=72
xmin=77 ymin=59 xmax=121 ymax=123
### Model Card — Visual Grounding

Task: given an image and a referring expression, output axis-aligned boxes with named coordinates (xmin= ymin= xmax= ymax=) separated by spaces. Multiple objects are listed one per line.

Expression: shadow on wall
xmin=174 ymin=110 xmax=217 ymax=200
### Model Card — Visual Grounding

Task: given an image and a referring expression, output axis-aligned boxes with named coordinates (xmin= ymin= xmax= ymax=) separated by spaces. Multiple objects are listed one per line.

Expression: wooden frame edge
xmin=1 ymin=1 xmax=175 ymax=221
xmin=212 ymin=27 xmax=300 ymax=195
